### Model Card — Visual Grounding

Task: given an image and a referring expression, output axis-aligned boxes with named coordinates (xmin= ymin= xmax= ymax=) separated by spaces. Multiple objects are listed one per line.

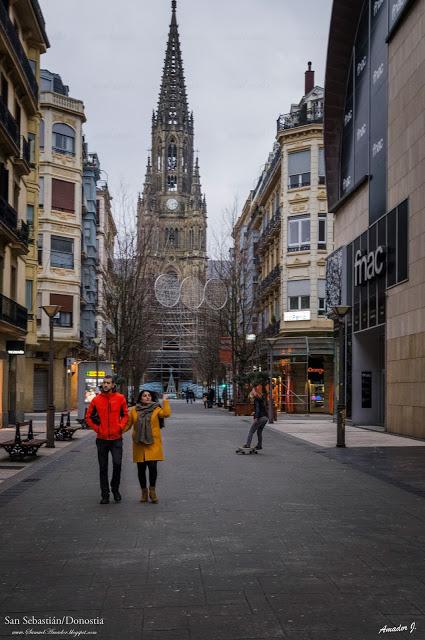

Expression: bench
xmin=54 ymin=412 xmax=81 ymax=441
xmin=0 ymin=421 xmax=47 ymax=461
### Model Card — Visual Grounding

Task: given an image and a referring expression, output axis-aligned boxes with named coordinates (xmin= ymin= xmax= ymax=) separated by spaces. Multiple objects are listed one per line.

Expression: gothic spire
xmin=156 ymin=0 xmax=190 ymax=128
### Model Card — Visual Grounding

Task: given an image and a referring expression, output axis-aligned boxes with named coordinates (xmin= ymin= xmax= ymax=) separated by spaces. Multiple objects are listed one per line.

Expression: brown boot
xmin=140 ymin=488 xmax=148 ymax=503
xmin=149 ymin=487 xmax=158 ymax=503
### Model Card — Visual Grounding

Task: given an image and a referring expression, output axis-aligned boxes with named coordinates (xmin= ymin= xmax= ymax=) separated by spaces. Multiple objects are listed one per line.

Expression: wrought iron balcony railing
xmin=277 ymin=105 xmax=323 ymax=132
xmin=259 ymin=265 xmax=281 ymax=294
xmin=0 ymin=2 xmax=38 ymax=100
xmin=0 ymin=197 xmax=29 ymax=246
xmin=0 ymin=95 xmax=19 ymax=148
xmin=0 ymin=292 xmax=27 ymax=331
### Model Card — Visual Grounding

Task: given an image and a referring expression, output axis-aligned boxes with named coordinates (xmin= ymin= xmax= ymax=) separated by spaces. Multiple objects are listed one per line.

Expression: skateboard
xmin=235 ymin=446 xmax=259 ymax=455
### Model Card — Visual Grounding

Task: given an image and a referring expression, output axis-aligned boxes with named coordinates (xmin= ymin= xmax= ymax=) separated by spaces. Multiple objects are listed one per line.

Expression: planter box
xmin=234 ymin=402 xmax=253 ymax=416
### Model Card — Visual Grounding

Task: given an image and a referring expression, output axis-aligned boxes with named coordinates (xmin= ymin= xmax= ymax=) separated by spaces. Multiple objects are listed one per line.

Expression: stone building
xmin=0 ymin=0 xmax=48 ymax=425
xmin=324 ymin=0 xmax=425 ymax=434
xmin=95 ymin=181 xmax=116 ymax=360
xmin=29 ymin=70 xmax=86 ymax=412
xmin=137 ymin=1 xmax=207 ymax=388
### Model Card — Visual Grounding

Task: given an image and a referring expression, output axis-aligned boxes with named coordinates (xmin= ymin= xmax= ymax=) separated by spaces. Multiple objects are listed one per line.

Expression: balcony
xmin=259 ymin=265 xmax=281 ymax=296
xmin=14 ymin=136 xmax=31 ymax=176
xmin=0 ymin=2 xmax=38 ymax=107
xmin=0 ymin=96 xmax=19 ymax=155
xmin=277 ymin=104 xmax=323 ymax=133
xmin=260 ymin=320 xmax=280 ymax=338
xmin=0 ymin=292 xmax=27 ymax=332
xmin=0 ymin=197 xmax=29 ymax=251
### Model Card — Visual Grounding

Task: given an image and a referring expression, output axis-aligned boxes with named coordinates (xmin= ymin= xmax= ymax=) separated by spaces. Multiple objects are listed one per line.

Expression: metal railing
xmin=0 ymin=195 xmax=18 ymax=231
xmin=259 ymin=265 xmax=281 ymax=294
xmin=0 ymin=96 xmax=19 ymax=148
xmin=0 ymin=292 xmax=27 ymax=330
xmin=277 ymin=105 xmax=323 ymax=132
xmin=0 ymin=2 xmax=38 ymax=99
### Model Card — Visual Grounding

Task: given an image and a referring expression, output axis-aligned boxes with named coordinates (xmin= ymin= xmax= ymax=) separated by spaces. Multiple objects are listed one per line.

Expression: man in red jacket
xmin=86 ymin=375 xmax=128 ymax=504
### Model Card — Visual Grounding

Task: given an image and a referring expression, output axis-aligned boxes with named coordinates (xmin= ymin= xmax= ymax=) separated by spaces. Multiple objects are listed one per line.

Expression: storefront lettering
xmin=308 ymin=367 xmax=324 ymax=375
xmin=354 ymin=246 xmax=385 ymax=286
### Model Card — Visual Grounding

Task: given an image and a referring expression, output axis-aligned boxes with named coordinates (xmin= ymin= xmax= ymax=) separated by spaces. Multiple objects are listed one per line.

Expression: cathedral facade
xmin=138 ymin=0 xmax=207 ymax=283
xmin=138 ymin=1 xmax=208 ymax=388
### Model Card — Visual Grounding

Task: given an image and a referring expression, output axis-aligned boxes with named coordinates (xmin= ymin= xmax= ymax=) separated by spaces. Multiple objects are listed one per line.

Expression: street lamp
xmin=42 ymin=304 xmax=62 ymax=448
xmin=92 ymin=336 xmax=102 ymax=393
xmin=332 ymin=305 xmax=351 ymax=447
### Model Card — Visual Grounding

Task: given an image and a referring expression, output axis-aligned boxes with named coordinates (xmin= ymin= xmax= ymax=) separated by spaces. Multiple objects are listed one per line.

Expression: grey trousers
xmin=246 ymin=416 xmax=268 ymax=447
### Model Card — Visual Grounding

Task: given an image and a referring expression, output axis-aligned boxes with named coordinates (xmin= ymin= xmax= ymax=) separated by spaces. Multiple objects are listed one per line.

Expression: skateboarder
xmin=241 ymin=387 xmax=269 ymax=451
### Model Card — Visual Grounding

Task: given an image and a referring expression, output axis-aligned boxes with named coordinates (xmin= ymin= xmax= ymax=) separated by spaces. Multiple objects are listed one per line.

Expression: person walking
xmin=202 ymin=392 xmax=208 ymax=408
xmin=207 ymin=387 xmax=215 ymax=408
xmin=124 ymin=390 xmax=171 ymax=503
xmin=241 ymin=387 xmax=269 ymax=450
xmin=185 ymin=389 xmax=190 ymax=404
xmin=86 ymin=375 xmax=128 ymax=504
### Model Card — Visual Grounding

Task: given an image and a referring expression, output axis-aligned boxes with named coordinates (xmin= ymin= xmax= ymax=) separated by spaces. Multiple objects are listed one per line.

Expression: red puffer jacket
xmin=86 ymin=391 xmax=128 ymax=440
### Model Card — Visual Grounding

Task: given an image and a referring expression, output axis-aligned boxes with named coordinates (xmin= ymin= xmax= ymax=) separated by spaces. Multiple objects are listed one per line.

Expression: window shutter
xmin=287 ymin=279 xmax=310 ymax=296
xmin=288 ymin=149 xmax=310 ymax=175
xmin=52 ymin=179 xmax=75 ymax=213
xmin=50 ymin=294 xmax=73 ymax=312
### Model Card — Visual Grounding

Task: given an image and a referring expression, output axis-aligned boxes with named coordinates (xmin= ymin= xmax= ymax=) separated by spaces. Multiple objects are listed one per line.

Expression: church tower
xmin=138 ymin=0 xmax=207 ymax=282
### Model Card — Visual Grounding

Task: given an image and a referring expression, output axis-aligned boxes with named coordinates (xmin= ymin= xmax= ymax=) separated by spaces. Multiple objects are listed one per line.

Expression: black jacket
xmin=254 ymin=396 xmax=268 ymax=419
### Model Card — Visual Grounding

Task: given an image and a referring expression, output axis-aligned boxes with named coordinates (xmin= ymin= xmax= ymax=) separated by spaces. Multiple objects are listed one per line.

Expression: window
xmin=318 ymin=280 xmax=326 ymax=315
xmin=39 ymin=176 xmax=44 ymax=207
xmin=39 ymin=119 xmax=45 ymax=149
xmin=167 ymin=142 xmax=177 ymax=170
xmin=289 ymin=295 xmax=310 ymax=310
xmin=26 ymin=204 xmax=34 ymax=226
xmin=288 ymin=215 xmax=310 ymax=252
xmin=319 ymin=148 xmax=326 ymax=185
xmin=52 ymin=123 xmax=75 ymax=155
xmin=25 ymin=279 xmax=33 ymax=311
xmin=51 ymin=295 xmax=73 ymax=327
xmin=318 ymin=298 xmax=326 ymax=315
xmin=288 ymin=149 xmax=311 ymax=188
xmin=167 ymin=175 xmax=177 ymax=191
xmin=37 ymin=234 xmax=43 ymax=265
xmin=51 ymin=236 xmax=74 ymax=269
xmin=28 ymin=132 xmax=36 ymax=164
xmin=318 ymin=214 xmax=327 ymax=249
xmin=52 ymin=178 xmax=75 ymax=213
xmin=53 ymin=311 xmax=72 ymax=327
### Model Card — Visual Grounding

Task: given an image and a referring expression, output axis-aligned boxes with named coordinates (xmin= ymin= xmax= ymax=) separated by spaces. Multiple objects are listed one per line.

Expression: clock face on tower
xmin=166 ymin=198 xmax=179 ymax=211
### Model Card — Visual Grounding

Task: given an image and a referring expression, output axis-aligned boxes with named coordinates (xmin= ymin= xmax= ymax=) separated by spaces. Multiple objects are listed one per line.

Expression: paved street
xmin=1 ymin=402 xmax=425 ymax=640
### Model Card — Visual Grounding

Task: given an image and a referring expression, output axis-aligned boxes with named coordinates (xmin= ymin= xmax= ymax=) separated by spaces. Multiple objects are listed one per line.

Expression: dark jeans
xmin=246 ymin=416 xmax=268 ymax=447
xmin=96 ymin=438 xmax=123 ymax=498
xmin=137 ymin=461 xmax=158 ymax=488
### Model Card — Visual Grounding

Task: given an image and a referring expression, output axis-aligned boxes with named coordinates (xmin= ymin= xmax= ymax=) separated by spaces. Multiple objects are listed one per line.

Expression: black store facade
xmin=325 ymin=0 xmax=413 ymax=426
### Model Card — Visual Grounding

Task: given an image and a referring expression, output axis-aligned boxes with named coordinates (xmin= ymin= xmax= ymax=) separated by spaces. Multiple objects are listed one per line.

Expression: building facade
xmin=0 ymin=0 xmax=48 ymax=425
xmin=81 ymin=145 xmax=99 ymax=349
xmin=29 ymin=70 xmax=86 ymax=412
xmin=95 ymin=181 xmax=116 ymax=360
xmin=138 ymin=1 xmax=208 ymax=388
xmin=239 ymin=65 xmax=335 ymax=414
xmin=324 ymin=0 xmax=425 ymax=434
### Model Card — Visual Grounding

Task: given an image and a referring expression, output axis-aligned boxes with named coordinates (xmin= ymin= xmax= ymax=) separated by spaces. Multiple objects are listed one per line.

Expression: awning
xmin=266 ymin=335 xmax=335 ymax=358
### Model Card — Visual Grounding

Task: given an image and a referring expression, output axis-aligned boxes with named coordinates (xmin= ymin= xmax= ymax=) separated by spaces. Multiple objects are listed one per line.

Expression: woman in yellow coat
xmin=125 ymin=390 xmax=171 ymax=503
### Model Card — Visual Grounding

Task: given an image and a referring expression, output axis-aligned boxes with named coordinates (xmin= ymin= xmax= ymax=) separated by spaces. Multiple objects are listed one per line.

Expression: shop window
xmin=288 ymin=149 xmax=311 ymax=189
xmin=51 ymin=236 xmax=74 ymax=269
xmin=288 ymin=215 xmax=310 ymax=252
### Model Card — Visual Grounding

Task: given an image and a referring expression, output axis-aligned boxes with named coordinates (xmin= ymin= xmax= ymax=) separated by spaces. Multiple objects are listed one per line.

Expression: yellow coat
xmin=124 ymin=401 xmax=171 ymax=462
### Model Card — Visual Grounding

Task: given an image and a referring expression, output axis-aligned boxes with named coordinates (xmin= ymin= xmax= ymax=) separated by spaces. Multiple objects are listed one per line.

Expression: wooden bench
xmin=54 ymin=412 xmax=81 ymax=441
xmin=0 ymin=421 xmax=47 ymax=461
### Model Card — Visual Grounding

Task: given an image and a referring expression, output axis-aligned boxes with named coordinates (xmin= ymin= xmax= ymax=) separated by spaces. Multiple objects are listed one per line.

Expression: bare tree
xmin=101 ymin=188 xmax=158 ymax=397
xmin=208 ymin=199 xmax=259 ymax=403
xmin=194 ymin=307 xmax=225 ymax=388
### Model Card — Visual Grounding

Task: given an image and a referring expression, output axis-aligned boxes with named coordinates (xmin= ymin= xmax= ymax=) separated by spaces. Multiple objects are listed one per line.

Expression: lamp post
xmin=332 ymin=305 xmax=351 ymax=447
xmin=92 ymin=336 xmax=102 ymax=393
xmin=42 ymin=304 xmax=62 ymax=448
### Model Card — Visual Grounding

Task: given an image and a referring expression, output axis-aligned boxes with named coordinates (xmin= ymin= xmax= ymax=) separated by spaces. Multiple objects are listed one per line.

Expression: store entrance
xmin=351 ymin=325 xmax=385 ymax=427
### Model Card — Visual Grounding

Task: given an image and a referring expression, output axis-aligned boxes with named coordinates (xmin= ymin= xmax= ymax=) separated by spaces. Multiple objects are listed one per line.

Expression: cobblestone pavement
xmin=1 ymin=401 xmax=425 ymax=639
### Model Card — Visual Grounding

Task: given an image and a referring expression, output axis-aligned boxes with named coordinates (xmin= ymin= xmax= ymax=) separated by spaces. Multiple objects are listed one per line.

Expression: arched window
xmin=157 ymin=140 xmax=162 ymax=170
xmin=167 ymin=140 xmax=177 ymax=170
xmin=52 ymin=123 xmax=75 ymax=155
xmin=167 ymin=175 xmax=177 ymax=191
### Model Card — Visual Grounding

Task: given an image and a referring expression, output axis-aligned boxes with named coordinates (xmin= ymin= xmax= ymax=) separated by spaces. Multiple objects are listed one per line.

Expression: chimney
xmin=305 ymin=61 xmax=314 ymax=95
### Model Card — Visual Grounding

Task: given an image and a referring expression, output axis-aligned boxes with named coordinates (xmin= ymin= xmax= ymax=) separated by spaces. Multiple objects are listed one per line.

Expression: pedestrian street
xmin=1 ymin=401 xmax=425 ymax=639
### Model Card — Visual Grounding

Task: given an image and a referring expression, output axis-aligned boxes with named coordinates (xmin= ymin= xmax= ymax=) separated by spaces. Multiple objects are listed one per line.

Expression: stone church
xmin=138 ymin=1 xmax=208 ymax=388
xmin=138 ymin=0 xmax=207 ymax=283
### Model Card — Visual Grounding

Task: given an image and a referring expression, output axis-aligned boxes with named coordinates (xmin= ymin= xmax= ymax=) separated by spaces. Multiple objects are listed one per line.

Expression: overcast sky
xmin=38 ymin=0 xmax=332 ymax=241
